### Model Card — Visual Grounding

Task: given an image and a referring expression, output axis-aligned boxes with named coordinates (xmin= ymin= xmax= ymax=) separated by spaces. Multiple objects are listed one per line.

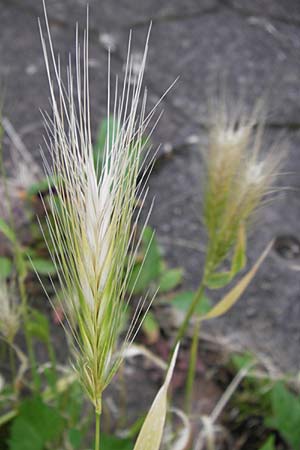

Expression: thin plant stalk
xmin=185 ymin=316 xmax=201 ymax=412
xmin=170 ymin=279 xmax=206 ymax=357
xmin=46 ymin=335 xmax=58 ymax=399
xmin=95 ymin=411 xmax=101 ymax=450
xmin=0 ymin=137 xmax=40 ymax=391
xmin=9 ymin=344 xmax=16 ymax=386
xmin=17 ymin=270 xmax=40 ymax=391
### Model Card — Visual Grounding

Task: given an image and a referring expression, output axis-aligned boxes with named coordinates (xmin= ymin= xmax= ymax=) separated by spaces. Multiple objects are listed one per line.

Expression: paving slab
xmin=1 ymin=0 xmax=300 ymax=371
xmin=1 ymin=0 xmax=219 ymax=31
xmin=113 ymin=8 xmax=300 ymax=134
xmin=227 ymin=0 xmax=300 ymax=24
xmin=0 ymin=2 xmax=123 ymax=163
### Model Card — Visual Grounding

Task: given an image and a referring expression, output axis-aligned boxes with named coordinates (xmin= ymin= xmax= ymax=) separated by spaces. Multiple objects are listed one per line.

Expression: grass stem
xmin=170 ymin=281 xmax=205 ymax=358
xmin=185 ymin=317 xmax=201 ymax=412
xmin=95 ymin=411 xmax=101 ymax=450
xmin=18 ymin=273 xmax=40 ymax=391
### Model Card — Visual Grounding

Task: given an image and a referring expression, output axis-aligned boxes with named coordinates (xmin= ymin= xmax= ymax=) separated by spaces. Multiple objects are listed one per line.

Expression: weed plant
xmin=0 ymin=4 xmax=291 ymax=450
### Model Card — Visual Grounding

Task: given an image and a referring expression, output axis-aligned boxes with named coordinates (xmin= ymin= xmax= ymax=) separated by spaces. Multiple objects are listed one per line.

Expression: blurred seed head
xmin=203 ymin=96 xmax=285 ymax=270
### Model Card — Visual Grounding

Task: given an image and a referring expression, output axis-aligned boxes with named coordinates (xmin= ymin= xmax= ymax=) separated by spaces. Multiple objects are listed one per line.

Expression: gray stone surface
xmin=228 ymin=0 xmax=300 ymax=24
xmin=1 ymin=0 xmax=300 ymax=371
xmin=2 ymin=0 xmax=218 ymax=31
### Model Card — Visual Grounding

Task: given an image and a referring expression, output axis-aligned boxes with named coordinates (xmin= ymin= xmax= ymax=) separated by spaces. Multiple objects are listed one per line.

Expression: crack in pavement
xmin=223 ymin=0 xmax=300 ymax=28
xmin=124 ymin=3 xmax=222 ymax=28
xmin=2 ymin=0 xmax=300 ymax=151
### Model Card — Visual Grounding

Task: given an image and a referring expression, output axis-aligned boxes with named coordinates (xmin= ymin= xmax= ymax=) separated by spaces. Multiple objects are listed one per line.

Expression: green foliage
xmin=0 ymin=218 xmax=16 ymax=244
xmin=266 ymin=382 xmax=300 ymax=449
xmin=231 ymin=352 xmax=255 ymax=371
xmin=258 ymin=436 xmax=275 ymax=450
xmin=0 ymin=256 xmax=12 ymax=278
xmin=101 ymin=433 xmax=134 ymax=450
xmin=28 ymin=257 xmax=57 ymax=276
xmin=159 ymin=268 xmax=183 ymax=293
xmin=8 ymin=397 xmax=64 ymax=450
xmin=127 ymin=226 xmax=183 ymax=295
xmin=141 ymin=310 xmax=160 ymax=343
xmin=94 ymin=116 xmax=120 ymax=178
xmin=67 ymin=428 xmax=82 ymax=449
xmin=205 ymin=224 xmax=247 ymax=289
xmin=25 ymin=309 xmax=50 ymax=344
xmin=205 ymin=271 xmax=232 ymax=289
xmin=128 ymin=227 xmax=162 ymax=294
xmin=171 ymin=291 xmax=212 ymax=315
xmin=27 ymin=175 xmax=56 ymax=197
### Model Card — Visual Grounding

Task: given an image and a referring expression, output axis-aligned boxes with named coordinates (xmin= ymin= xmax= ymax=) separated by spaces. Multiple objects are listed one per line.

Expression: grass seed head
xmin=40 ymin=10 xmax=158 ymax=413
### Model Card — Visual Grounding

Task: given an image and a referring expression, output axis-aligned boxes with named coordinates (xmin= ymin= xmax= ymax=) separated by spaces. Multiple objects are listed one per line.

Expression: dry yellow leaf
xmin=133 ymin=344 xmax=179 ymax=450
xmin=201 ymin=241 xmax=273 ymax=321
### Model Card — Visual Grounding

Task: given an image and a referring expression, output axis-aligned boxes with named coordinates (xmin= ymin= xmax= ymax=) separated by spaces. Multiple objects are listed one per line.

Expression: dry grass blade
xmin=201 ymin=241 xmax=273 ymax=321
xmin=133 ymin=344 xmax=179 ymax=450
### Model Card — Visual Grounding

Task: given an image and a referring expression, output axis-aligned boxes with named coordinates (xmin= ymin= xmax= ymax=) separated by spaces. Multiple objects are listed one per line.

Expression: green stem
xmin=9 ymin=343 xmax=16 ymax=383
xmin=117 ymin=361 xmax=127 ymax=429
xmin=170 ymin=281 xmax=205 ymax=358
xmin=0 ymin=142 xmax=40 ymax=391
xmin=18 ymin=274 xmax=40 ymax=391
xmin=46 ymin=336 xmax=58 ymax=399
xmin=185 ymin=317 xmax=201 ymax=412
xmin=95 ymin=411 xmax=101 ymax=450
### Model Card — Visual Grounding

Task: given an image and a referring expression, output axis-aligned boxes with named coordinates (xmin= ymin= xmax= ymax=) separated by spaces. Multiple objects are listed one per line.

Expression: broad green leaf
xmin=133 ymin=344 xmax=179 ymax=450
xmin=205 ymin=271 xmax=232 ymax=289
xmin=94 ymin=116 xmax=120 ymax=176
xmin=27 ymin=175 xmax=56 ymax=197
xmin=28 ymin=258 xmax=57 ymax=276
xmin=25 ymin=309 xmax=50 ymax=344
xmin=258 ymin=436 xmax=275 ymax=450
xmin=9 ymin=397 xmax=64 ymax=450
xmin=159 ymin=268 xmax=183 ymax=293
xmin=200 ymin=242 xmax=272 ymax=321
xmin=231 ymin=352 xmax=255 ymax=371
xmin=101 ymin=434 xmax=133 ymax=450
xmin=231 ymin=224 xmax=247 ymax=277
xmin=141 ymin=311 xmax=160 ymax=344
xmin=266 ymin=382 xmax=300 ymax=449
xmin=67 ymin=429 xmax=82 ymax=449
xmin=0 ymin=218 xmax=15 ymax=243
xmin=0 ymin=257 xmax=12 ymax=278
xmin=127 ymin=227 xmax=162 ymax=294
xmin=171 ymin=291 xmax=212 ymax=316
xmin=9 ymin=418 xmax=43 ymax=450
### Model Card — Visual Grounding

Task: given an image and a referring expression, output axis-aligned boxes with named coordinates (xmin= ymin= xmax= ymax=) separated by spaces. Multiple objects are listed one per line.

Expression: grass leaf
xmin=101 ymin=434 xmax=133 ymax=450
xmin=29 ymin=258 xmax=57 ymax=276
xmin=258 ymin=436 xmax=275 ymax=450
xmin=133 ymin=344 xmax=179 ymax=450
xmin=127 ymin=227 xmax=162 ymax=294
xmin=141 ymin=311 xmax=160 ymax=344
xmin=94 ymin=116 xmax=120 ymax=177
xmin=0 ymin=218 xmax=16 ymax=244
xmin=266 ymin=382 xmax=300 ymax=449
xmin=9 ymin=397 xmax=64 ymax=450
xmin=200 ymin=242 xmax=272 ymax=321
xmin=171 ymin=291 xmax=212 ymax=315
xmin=205 ymin=271 xmax=232 ymax=289
xmin=25 ymin=309 xmax=50 ymax=344
xmin=231 ymin=223 xmax=247 ymax=277
xmin=0 ymin=257 xmax=13 ymax=278
xmin=159 ymin=268 xmax=183 ymax=292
